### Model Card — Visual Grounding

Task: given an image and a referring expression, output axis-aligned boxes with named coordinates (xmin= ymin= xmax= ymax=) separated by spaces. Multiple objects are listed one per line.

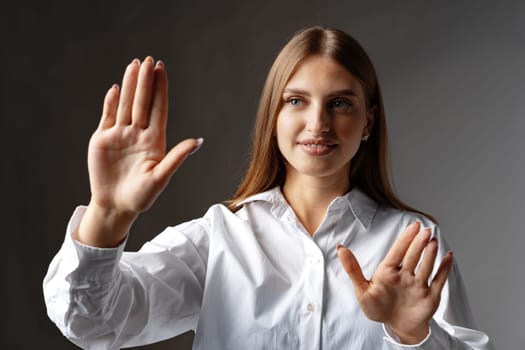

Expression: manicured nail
xmin=190 ymin=138 xmax=204 ymax=155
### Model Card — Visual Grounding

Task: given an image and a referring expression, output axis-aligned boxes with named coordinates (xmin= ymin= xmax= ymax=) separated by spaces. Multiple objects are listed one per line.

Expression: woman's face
xmin=276 ymin=55 xmax=373 ymax=185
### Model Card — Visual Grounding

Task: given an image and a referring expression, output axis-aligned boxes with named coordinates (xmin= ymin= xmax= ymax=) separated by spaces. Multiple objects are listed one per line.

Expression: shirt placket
xmin=298 ymin=224 xmax=325 ymax=350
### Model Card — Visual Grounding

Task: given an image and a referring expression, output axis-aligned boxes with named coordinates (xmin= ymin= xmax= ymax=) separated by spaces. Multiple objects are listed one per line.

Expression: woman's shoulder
xmin=352 ymin=188 xmax=439 ymax=231
xmin=373 ymin=204 xmax=440 ymax=238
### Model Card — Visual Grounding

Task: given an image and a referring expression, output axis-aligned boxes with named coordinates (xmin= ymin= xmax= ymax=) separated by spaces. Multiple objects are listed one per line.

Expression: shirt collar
xmin=237 ymin=186 xmax=378 ymax=230
xmin=236 ymin=187 xmax=283 ymax=206
xmin=344 ymin=188 xmax=378 ymax=230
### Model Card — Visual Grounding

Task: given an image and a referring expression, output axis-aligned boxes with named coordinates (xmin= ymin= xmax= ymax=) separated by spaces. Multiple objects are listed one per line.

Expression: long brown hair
xmin=227 ymin=26 xmax=435 ymax=222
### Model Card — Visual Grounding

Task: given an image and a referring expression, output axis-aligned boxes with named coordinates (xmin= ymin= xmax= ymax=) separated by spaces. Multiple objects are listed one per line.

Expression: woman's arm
xmin=43 ymin=208 xmax=209 ymax=349
xmin=44 ymin=57 xmax=205 ymax=349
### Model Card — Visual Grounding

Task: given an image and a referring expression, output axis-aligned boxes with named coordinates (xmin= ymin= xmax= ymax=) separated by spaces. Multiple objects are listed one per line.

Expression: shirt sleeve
xmin=43 ymin=206 xmax=210 ymax=350
xmin=381 ymin=221 xmax=494 ymax=350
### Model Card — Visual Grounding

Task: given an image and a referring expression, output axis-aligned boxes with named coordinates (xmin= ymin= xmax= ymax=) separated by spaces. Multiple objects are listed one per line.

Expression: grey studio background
xmin=2 ymin=0 xmax=524 ymax=349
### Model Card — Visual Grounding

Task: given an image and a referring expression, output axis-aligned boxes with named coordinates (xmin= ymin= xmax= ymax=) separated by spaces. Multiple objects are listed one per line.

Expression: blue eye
xmin=331 ymin=99 xmax=352 ymax=110
xmin=287 ymin=98 xmax=302 ymax=106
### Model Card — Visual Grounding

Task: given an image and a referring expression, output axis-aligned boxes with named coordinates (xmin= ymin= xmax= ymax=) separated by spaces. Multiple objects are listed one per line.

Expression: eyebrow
xmin=283 ymin=88 xmax=358 ymax=97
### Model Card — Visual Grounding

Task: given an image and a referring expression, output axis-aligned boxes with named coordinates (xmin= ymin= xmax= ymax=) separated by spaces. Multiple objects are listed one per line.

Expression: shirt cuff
xmin=64 ymin=206 xmax=128 ymax=282
xmin=382 ymin=322 xmax=432 ymax=349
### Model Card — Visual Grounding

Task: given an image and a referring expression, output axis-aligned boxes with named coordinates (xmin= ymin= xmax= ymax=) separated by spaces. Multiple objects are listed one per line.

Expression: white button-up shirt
xmin=43 ymin=187 xmax=493 ymax=349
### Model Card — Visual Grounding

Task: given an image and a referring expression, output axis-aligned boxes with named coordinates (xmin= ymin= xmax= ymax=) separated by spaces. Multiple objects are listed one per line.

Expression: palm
xmin=357 ymin=259 xmax=439 ymax=333
xmin=338 ymin=222 xmax=454 ymax=343
xmin=88 ymin=123 xmax=167 ymax=214
xmin=87 ymin=57 xmax=200 ymax=216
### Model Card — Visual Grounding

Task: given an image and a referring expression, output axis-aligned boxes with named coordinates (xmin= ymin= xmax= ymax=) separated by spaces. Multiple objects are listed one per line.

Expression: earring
xmin=361 ymin=135 xmax=369 ymax=141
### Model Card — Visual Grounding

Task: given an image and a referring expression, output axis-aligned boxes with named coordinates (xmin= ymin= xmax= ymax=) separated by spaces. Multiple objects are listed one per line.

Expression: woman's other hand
xmin=337 ymin=222 xmax=454 ymax=344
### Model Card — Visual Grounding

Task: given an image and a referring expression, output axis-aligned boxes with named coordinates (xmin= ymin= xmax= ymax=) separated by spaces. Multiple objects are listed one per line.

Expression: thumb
xmin=337 ymin=245 xmax=369 ymax=297
xmin=153 ymin=137 xmax=203 ymax=183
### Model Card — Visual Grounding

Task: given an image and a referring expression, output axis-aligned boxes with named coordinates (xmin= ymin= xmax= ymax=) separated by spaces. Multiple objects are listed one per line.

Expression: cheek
xmin=276 ymin=113 xmax=297 ymax=145
xmin=335 ymin=119 xmax=364 ymax=139
xmin=275 ymin=115 xmax=286 ymax=153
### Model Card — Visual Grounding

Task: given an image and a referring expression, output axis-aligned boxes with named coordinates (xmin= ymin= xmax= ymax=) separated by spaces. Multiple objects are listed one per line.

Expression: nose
xmin=306 ymin=104 xmax=330 ymax=134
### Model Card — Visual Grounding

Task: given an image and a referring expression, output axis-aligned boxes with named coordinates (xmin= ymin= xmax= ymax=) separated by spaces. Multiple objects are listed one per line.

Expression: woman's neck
xmin=282 ymin=173 xmax=350 ymax=236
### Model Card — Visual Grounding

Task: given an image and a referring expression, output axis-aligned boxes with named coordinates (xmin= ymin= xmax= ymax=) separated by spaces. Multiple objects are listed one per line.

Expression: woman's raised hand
xmin=337 ymin=222 xmax=454 ymax=345
xmin=76 ymin=57 xmax=202 ymax=247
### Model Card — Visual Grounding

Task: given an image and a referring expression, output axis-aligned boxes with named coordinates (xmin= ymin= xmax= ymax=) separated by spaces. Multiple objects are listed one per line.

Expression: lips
xmin=298 ymin=139 xmax=337 ymax=155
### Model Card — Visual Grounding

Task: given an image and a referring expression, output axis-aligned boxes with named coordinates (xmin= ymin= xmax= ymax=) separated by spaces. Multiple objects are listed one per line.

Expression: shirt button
xmin=306 ymin=303 xmax=316 ymax=312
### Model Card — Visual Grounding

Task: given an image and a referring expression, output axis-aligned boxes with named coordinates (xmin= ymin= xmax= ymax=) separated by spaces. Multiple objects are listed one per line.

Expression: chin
xmin=288 ymin=163 xmax=350 ymax=181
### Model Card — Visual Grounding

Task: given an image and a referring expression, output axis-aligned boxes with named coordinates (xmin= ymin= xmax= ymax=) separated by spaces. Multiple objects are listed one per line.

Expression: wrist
xmin=385 ymin=323 xmax=430 ymax=345
xmin=75 ymin=201 xmax=138 ymax=248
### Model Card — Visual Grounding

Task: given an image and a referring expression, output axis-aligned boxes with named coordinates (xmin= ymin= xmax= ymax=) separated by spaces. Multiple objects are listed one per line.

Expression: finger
xmin=152 ymin=138 xmax=203 ymax=184
xmin=116 ymin=59 xmax=140 ymax=125
xmin=382 ymin=221 xmax=421 ymax=268
xmin=402 ymin=227 xmax=431 ymax=274
xmin=415 ymin=238 xmax=438 ymax=286
xmin=430 ymin=251 xmax=454 ymax=298
xmin=149 ymin=60 xmax=168 ymax=131
xmin=99 ymin=84 xmax=120 ymax=129
xmin=132 ymin=56 xmax=155 ymax=128
xmin=337 ymin=245 xmax=369 ymax=297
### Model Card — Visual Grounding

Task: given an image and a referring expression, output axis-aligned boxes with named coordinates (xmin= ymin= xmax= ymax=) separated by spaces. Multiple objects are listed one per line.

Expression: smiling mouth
xmin=299 ymin=140 xmax=337 ymax=155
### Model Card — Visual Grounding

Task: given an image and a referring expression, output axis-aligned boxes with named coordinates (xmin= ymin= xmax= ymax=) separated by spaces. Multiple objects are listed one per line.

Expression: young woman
xmin=44 ymin=27 xmax=493 ymax=349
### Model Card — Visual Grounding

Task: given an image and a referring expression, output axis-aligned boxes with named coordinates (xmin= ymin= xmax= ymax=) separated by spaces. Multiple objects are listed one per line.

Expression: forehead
xmin=284 ymin=55 xmax=365 ymax=97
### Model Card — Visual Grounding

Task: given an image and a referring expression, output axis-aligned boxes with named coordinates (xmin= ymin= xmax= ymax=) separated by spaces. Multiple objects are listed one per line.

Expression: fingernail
xmin=132 ymin=58 xmax=140 ymax=65
xmin=112 ymin=84 xmax=119 ymax=91
xmin=145 ymin=56 xmax=154 ymax=63
xmin=337 ymin=244 xmax=344 ymax=251
xmin=156 ymin=60 xmax=164 ymax=68
xmin=189 ymin=138 xmax=204 ymax=155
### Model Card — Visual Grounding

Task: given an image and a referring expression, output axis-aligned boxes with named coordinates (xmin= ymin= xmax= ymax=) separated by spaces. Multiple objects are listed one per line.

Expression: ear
xmin=362 ymin=105 xmax=376 ymax=139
